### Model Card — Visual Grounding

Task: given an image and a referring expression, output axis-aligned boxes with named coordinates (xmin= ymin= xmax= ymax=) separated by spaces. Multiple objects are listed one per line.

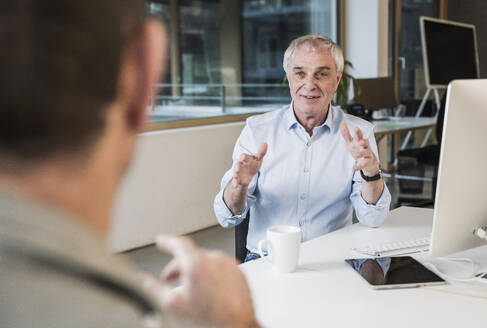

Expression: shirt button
xmin=306 ymin=141 xmax=311 ymax=147
xmin=304 ymin=168 xmax=309 ymax=173
xmin=300 ymin=193 xmax=306 ymax=200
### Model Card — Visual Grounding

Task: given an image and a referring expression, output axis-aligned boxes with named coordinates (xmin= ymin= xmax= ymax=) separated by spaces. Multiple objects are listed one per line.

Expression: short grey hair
xmin=283 ymin=34 xmax=344 ymax=75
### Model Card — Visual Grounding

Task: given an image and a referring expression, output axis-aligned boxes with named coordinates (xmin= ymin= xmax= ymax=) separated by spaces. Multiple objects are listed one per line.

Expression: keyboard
xmin=352 ymin=237 xmax=430 ymax=257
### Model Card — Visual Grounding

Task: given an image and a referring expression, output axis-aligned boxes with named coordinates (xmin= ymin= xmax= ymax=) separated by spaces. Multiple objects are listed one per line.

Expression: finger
xmin=356 ymin=149 xmax=373 ymax=159
xmin=206 ymin=250 xmax=228 ymax=262
xmin=353 ymin=162 xmax=367 ymax=171
xmin=354 ymin=157 xmax=374 ymax=171
xmin=161 ymin=258 xmax=180 ymax=282
xmin=355 ymin=127 xmax=364 ymax=141
xmin=256 ymin=142 xmax=268 ymax=160
xmin=359 ymin=139 xmax=369 ymax=148
xmin=156 ymin=236 xmax=198 ymax=271
xmin=235 ymin=161 xmax=243 ymax=174
xmin=235 ymin=161 xmax=252 ymax=179
xmin=159 ymin=286 xmax=188 ymax=317
xmin=347 ymin=144 xmax=369 ymax=158
xmin=353 ymin=159 xmax=365 ymax=171
xmin=239 ymin=153 xmax=251 ymax=163
xmin=340 ymin=122 xmax=353 ymax=143
xmin=140 ymin=274 xmax=187 ymax=314
xmin=234 ymin=162 xmax=248 ymax=184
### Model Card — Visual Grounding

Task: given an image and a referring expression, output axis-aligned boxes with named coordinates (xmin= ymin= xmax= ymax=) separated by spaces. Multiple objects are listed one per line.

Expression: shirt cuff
xmin=214 ymin=189 xmax=250 ymax=227
xmin=359 ymin=181 xmax=390 ymax=208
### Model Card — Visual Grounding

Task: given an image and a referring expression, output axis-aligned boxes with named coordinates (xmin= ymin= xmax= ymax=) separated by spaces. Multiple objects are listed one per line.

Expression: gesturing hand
xmin=233 ymin=142 xmax=268 ymax=188
xmin=141 ymin=236 xmax=259 ymax=328
xmin=340 ymin=122 xmax=379 ymax=176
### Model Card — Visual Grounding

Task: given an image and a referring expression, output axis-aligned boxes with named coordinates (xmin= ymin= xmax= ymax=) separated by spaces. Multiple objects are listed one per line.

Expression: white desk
xmin=372 ymin=117 xmax=437 ymax=171
xmin=373 ymin=117 xmax=436 ymax=137
xmin=240 ymin=207 xmax=487 ymax=328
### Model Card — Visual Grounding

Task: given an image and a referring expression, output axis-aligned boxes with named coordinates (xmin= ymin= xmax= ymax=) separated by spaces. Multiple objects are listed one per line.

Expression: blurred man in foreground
xmin=0 ymin=1 xmax=258 ymax=327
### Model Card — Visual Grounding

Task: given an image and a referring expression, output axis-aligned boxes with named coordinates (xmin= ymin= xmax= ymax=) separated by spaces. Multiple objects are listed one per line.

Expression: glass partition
xmin=147 ymin=0 xmax=337 ymax=124
xmin=398 ymin=0 xmax=439 ymax=114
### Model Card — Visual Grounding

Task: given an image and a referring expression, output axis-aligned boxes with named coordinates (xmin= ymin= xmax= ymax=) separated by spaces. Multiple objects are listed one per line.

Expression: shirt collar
xmin=285 ymin=101 xmax=335 ymax=132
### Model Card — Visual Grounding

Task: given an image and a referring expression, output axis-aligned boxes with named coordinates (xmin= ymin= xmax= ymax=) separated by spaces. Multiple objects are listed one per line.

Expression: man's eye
xmin=316 ymin=72 xmax=328 ymax=78
xmin=296 ymin=72 xmax=305 ymax=77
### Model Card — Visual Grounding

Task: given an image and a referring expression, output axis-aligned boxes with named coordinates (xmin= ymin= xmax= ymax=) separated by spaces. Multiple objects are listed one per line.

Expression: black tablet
xmin=345 ymin=256 xmax=446 ymax=289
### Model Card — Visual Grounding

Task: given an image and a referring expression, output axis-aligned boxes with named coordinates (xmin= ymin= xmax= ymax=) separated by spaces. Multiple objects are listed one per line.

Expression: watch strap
xmin=360 ymin=169 xmax=381 ymax=182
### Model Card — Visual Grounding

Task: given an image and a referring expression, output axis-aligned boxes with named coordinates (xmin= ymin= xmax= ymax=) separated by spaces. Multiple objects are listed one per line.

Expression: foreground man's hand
xmin=141 ymin=236 xmax=260 ymax=328
xmin=340 ymin=122 xmax=380 ymax=176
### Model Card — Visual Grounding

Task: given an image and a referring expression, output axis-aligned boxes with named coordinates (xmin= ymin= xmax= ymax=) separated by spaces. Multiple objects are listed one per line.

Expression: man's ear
xmin=334 ymin=71 xmax=343 ymax=93
xmin=125 ymin=20 xmax=167 ymax=132
xmin=336 ymin=71 xmax=343 ymax=86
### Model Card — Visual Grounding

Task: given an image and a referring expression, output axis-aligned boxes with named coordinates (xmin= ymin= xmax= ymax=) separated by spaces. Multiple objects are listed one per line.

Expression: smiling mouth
xmin=301 ymin=95 xmax=320 ymax=99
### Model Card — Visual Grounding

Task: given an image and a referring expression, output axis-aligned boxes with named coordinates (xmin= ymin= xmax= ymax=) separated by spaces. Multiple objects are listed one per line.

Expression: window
xmin=398 ymin=0 xmax=439 ymax=110
xmin=242 ymin=0 xmax=336 ymax=108
xmin=146 ymin=0 xmax=338 ymax=125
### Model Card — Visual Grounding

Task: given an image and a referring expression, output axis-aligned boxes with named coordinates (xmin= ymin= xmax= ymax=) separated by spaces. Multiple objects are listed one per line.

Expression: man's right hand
xmin=233 ymin=142 xmax=268 ymax=188
xmin=223 ymin=142 xmax=267 ymax=215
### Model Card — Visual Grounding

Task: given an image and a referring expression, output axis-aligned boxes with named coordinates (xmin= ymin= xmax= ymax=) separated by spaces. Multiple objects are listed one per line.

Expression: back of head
xmin=0 ymin=0 xmax=145 ymax=166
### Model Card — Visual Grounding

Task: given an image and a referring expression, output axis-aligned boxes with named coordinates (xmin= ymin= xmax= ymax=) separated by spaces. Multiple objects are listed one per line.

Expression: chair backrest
xmin=354 ymin=77 xmax=399 ymax=110
xmin=234 ymin=213 xmax=250 ymax=263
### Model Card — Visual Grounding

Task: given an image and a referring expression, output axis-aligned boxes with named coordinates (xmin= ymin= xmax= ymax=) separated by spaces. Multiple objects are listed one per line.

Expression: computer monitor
xmin=421 ymin=17 xmax=480 ymax=89
xmin=430 ymin=79 xmax=487 ymax=257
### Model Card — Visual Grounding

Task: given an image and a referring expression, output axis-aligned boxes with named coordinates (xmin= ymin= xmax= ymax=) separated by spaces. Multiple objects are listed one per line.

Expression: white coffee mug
xmin=258 ymin=225 xmax=301 ymax=273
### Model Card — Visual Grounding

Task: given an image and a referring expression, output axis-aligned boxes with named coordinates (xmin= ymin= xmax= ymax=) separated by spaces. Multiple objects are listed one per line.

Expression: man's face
xmin=287 ymin=43 xmax=342 ymax=120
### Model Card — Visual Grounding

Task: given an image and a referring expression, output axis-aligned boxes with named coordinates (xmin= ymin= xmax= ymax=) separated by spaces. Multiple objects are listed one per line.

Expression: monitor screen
xmin=421 ymin=17 xmax=479 ymax=88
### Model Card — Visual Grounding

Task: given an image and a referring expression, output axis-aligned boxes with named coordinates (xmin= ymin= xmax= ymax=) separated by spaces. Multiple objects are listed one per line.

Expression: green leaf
xmin=336 ymin=58 xmax=358 ymax=106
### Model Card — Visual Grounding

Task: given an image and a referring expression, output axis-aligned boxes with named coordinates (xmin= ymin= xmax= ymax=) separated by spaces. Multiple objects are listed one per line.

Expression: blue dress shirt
xmin=214 ymin=104 xmax=391 ymax=253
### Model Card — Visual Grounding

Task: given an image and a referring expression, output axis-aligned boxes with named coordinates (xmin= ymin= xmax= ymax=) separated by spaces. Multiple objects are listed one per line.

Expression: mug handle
xmin=258 ymin=239 xmax=272 ymax=262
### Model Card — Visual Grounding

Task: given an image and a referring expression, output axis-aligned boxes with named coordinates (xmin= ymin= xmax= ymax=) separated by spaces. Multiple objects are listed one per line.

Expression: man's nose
xmin=303 ymin=75 xmax=317 ymax=89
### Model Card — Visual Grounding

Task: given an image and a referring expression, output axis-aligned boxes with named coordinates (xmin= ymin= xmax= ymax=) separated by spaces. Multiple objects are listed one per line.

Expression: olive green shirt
xmin=0 ymin=189 xmax=169 ymax=328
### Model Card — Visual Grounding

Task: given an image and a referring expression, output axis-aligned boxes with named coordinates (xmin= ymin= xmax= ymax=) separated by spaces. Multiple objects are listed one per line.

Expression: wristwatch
xmin=360 ymin=169 xmax=382 ymax=182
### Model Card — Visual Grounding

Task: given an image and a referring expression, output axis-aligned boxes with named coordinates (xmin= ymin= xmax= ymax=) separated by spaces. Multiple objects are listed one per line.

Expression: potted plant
xmin=335 ymin=60 xmax=360 ymax=107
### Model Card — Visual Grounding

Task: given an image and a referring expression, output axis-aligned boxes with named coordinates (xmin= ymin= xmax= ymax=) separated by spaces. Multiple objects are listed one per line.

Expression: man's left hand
xmin=340 ymin=122 xmax=380 ymax=177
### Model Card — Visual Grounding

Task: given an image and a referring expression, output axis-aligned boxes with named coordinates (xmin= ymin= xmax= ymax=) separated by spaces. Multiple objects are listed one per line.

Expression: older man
xmin=214 ymin=34 xmax=391 ymax=262
xmin=0 ymin=1 xmax=259 ymax=327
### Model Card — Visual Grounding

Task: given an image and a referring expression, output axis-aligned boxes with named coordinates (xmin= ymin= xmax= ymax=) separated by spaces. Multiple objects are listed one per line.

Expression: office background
xmin=111 ymin=1 xmax=487 ymax=264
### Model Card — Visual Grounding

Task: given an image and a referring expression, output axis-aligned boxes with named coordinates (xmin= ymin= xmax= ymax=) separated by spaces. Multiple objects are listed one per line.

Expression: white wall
xmin=109 ymin=122 xmax=244 ymax=252
xmin=346 ymin=0 xmax=389 ymax=78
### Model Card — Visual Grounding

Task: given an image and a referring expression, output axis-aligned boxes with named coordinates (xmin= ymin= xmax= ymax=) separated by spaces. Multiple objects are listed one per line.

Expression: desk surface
xmin=373 ymin=117 xmax=436 ymax=136
xmin=240 ymin=207 xmax=487 ymax=328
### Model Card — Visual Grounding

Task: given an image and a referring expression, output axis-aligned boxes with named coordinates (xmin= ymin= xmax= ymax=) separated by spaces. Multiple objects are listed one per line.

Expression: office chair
xmin=235 ymin=212 xmax=250 ymax=263
xmin=396 ymin=94 xmax=446 ymax=207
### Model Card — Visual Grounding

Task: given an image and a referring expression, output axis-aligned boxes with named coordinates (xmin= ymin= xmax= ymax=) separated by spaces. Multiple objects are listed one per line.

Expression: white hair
xmin=283 ymin=34 xmax=344 ymax=75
